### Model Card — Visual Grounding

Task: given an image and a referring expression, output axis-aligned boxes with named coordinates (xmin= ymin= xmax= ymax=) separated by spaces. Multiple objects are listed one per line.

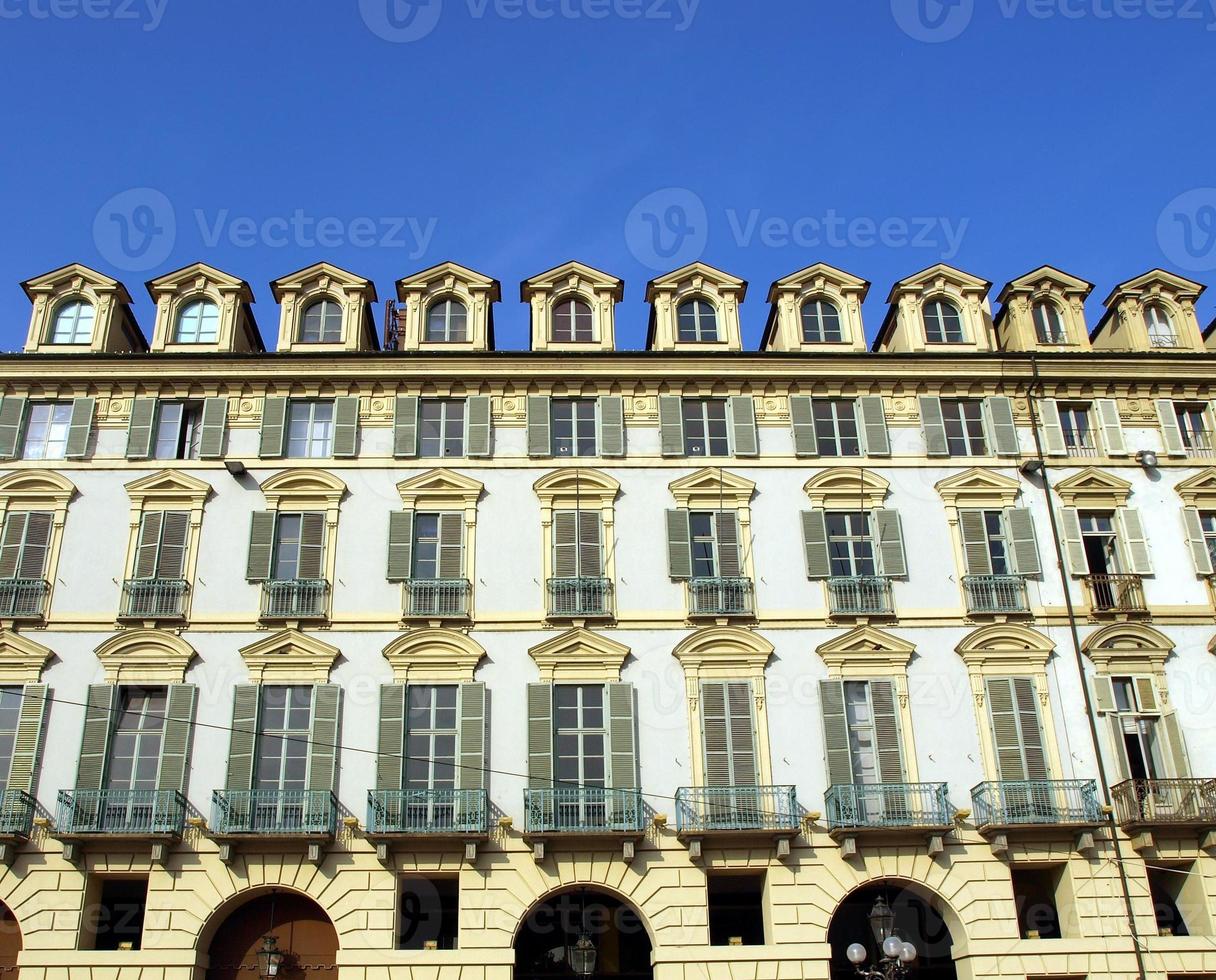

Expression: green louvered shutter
xmin=606 ymin=683 xmax=636 ymax=790
xmin=919 ymin=396 xmax=949 ymax=457
xmin=0 ymin=514 xmax=25 ymax=579
xmin=986 ymin=678 xmax=1026 ymax=781
xmin=659 ymin=396 xmax=684 ymax=457
xmin=297 ymin=513 xmax=326 ymax=579
xmin=307 ymin=685 xmax=342 ymax=794
xmin=526 ymin=683 xmax=554 ymax=788
xmin=157 ymin=684 xmax=198 ymax=795
xmin=1161 ymin=712 xmax=1192 ymax=779
xmin=6 ymin=684 xmax=49 ymax=795
xmin=1091 ymin=675 xmax=1116 ymax=714
xmin=553 ymin=511 xmax=579 ymax=578
xmin=332 ymin=396 xmax=360 ymax=458
xmin=1135 ymin=676 xmax=1158 ymax=713
xmin=1182 ymin=508 xmax=1214 ymax=575
xmin=819 ymin=680 xmax=854 ymax=787
xmin=65 ymin=397 xmax=95 ymax=459
xmin=1106 ymin=716 xmax=1132 ymax=781
xmin=700 ymin=680 xmax=756 ymax=787
xmin=1038 ymin=400 xmax=1067 ymax=456
xmin=789 ymin=396 xmax=818 ymax=457
xmin=958 ymin=510 xmax=993 ymax=576
xmin=801 ymin=510 xmax=831 ymax=579
xmin=729 ymin=396 xmax=758 ymax=457
xmin=985 ymin=396 xmax=1020 ymax=457
xmin=1117 ymin=509 xmax=1153 ymax=575
xmin=1058 ymin=508 xmax=1088 ymax=575
xmin=1156 ymin=400 xmax=1187 ymax=457
xmin=76 ymin=685 xmax=118 ymax=791
xmin=157 ymin=512 xmax=190 ymax=579
xmin=457 ymin=682 xmax=487 ymax=792
xmin=125 ymin=398 xmax=157 ymax=459
xmin=259 ymin=396 xmax=288 ymax=458
xmin=0 ymin=398 xmax=27 ymax=460
xmin=376 ymin=684 xmax=405 ymax=792
xmin=199 ymin=397 xmax=229 ymax=459
xmin=1096 ymin=399 xmax=1127 ymax=456
xmin=17 ymin=513 xmax=51 ymax=580
xmin=465 ymin=395 xmax=491 ymax=458
xmin=225 ymin=685 xmax=260 ymax=792
xmin=438 ymin=512 xmax=464 ymax=579
xmin=245 ymin=512 xmax=276 ymax=581
xmin=527 ymin=395 xmax=551 ymax=457
xmin=858 ymin=396 xmax=891 ymax=457
xmin=1012 ymin=677 xmax=1049 ymax=781
xmin=869 ymin=680 xmax=906 ymax=783
xmin=665 ymin=510 xmax=692 ymax=579
xmin=874 ymin=509 xmax=907 ymax=578
xmin=386 ymin=511 xmax=415 ymax=581
xmin=393 ymin=396 xmax=419 ymax=458
xmin=715 ymin=511 xmax=742 ymax=577
xmin=1004 ymin=508 xmax=1041 ymax=576
xmin=597 ymin=395 xmax=625 ymax=457
xmin=133 ymin=512 xmax=164 ymax=578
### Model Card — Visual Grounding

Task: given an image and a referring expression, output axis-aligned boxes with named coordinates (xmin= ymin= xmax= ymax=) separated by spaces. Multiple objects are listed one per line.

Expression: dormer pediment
xmin=1054 ymin=466 xmax=1133 ymax=508
xmin=1102 ymin=268 xmax=1205 ymax=307
xmin=20 ymin=263 xmax=146 ymax=354
xmin=393 ymin=261 xmax=501 ymax=352
xmin=145 ymin=262 xmax=263 ymax=354
xmin=1093 ymin=269 xmax=1207 ymax=353
xmin=934 ymin=467 xmax=1022 ymax=511
xmin=875 ymin=264 xmax=995 ymax=354
xmin=995 ymin=265 xmax=1094 ymax=352
xmin=270 ymin=261 xmax=379 ymax=353
xmin=521 ymin=261 xmax=623 ymax=352
xmin=762 ymin=262 xmax=870 ymax=353
xmin=886 ymin=263 xmax=992 ymax=301
xmin=668 ymin=467 xmax=755 ymax=509
xmin=646 ymin=262 xmax=747 ymax=352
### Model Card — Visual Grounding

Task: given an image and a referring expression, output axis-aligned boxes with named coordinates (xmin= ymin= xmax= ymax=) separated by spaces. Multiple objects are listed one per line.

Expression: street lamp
xmin=845 ymin=897 xmax=917 ymax=980
xmin=566 ymin=889 xmax=598 ymax=977
xmin=256 ymin=934 xmax=285 ymax=978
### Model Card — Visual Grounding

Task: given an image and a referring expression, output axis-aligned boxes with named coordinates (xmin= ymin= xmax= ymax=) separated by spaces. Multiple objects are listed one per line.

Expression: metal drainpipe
xmin=1023 ymin=353 xmax=1148 ymax=980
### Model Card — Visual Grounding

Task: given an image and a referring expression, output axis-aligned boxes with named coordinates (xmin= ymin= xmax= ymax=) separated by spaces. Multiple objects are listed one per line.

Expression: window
xmin=1033 ymin=302 xmax=1067 ymax=345
xmin=418 ymin=400 xmax=465 ymax=458
xmin=555 ymin=684 xmax=606 ymax=789
xmin=677 ymin=299 xmax=719 ymax=342
xmin=399 ymin=876 xmax=459 ymax=950
xmin=843 ymin=681 xmax=881 ymax=784
xmin=1058 ymin=403 xmax=1096 ymax=455
xmin=552 ymin=299 xmax=594 ymax=343
xmin=813 ymin=400 xmax=861 ymax=457
xmin=50 ymin=300 xmax=94 ymax=344
xmin=21 ymin=403 xmax=73 ymax=460
xmin=552 ymin=399 xmax=597 ymax=457
xmin=826 ymin=512 xmax=876 ymax=577
xmin=1201 ymin=513 xmax=1216 ymax=569
xmin=405 ymin=686 xmax=457 ymax=791
xmin=286 ymin=401 xmax=334 ymax=458
xmin=1011 ymin=866 xmax=1066 ymax=940
xmin=1175 ymin=404 xmax=1213 ymax=456
xmin=299 ymin=298 xmax=343 ymax=343
xmin=1148 ymin=865 xmax=1190 ymax=937
xmin=271 ymin=513 xmax=325 ymax=581
xmin=426 ymin=299 xmax=467 ymax=343
xmin=255 ymin=686 xmax=311 ymax=791
xmin=801 ymin=299 xmax=842 ymax=343
xmin=132 ymin=511 xmax=189 ymax=581
xmin=173 ymin=299 xmax=219 ymax=344
xmin=86 ymin=878 xmax=149 ymax=951
xmin=410 ymin=513 xmax=463 ymax=580
xmin=707 ymin=873 xmax=766 ymax=946
xmin=0 ymin=688 xmax=22 ymax=793
xmin=152 ymin=403 xmax=203 ymax=460
xmin=106 ymin=688 xmax=166 ymax=791
xmin=923 ymin=299 xmax=964 ymax=343
xmin=978 ymin=511 xmax=1012 ymax=575
xmin=682 ymin=399 xmax=730 ymax=457
xmin=1145 ymin=303 xmax=1176 ymax=347
xmin=1079 ymin=512 xmax=1121 ymax=576
xmin=0 ymin=511 xmax=52 ymax=581
xmin=819 ymin=678 xmax=905 ymax=795
xmin=942 ymin=399 xmax=987 ymax=456
xmin=690 ymin=512 xmax=729 ymax=578
xmin=1109 ymin=675 xmax=1166 ymax=781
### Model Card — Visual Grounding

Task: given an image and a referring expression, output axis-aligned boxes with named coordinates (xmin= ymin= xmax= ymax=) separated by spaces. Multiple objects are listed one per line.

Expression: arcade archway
xmin=0 ymin=901 xmax=21 ymax=973
xmin=515 ymin=888 xmax=653 ymax=980
xmin=828 ymin=882 xmax=958 ymax=980
xmin=203 ymin=890 xmax=337 ymax=980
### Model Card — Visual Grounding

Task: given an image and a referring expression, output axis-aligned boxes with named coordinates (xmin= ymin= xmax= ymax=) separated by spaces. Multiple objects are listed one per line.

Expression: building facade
xmin=0 ymin=257 xmax=1213 ymax=979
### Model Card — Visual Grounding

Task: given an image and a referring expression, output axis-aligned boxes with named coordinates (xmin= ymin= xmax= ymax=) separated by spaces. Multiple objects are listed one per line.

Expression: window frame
xmin=254 ymin=685 xmax=312 ymax=792
xmin=285 ymin=400 xmax=335 ymax=459
xmin=173 ymin=298 xmax=220 ymax=344
xmin=298 ymin=298 xmax=344 ymax=344
xmin=942 ymin=399 xmax=988 ymax=457
xmin=922 ymin=299 xmax=965 ymax=344
xmin=106 ymin=686 xmax=167 ymax=792
xmin=677 ymin=298 xmax=720 ymax=343
xmin=425 ymin=298 xmax=469 ymax=344
xmin=551 ymin=298 xmax=595 ymax=343
xmin=800 ymin=298 xmax=843 ymax=343
xmin=551 ymin=398 xmax=598 ymax=458
xmin=1032 ymin=301 xmax=1068 ymax=345
xmin=418 ymin=399 xmax=467 ymax=458
xmin=49 ymin=299 xmax=95 ymax=345
xmin=812 ymin=399 xmax=862 ymax=458
xmin=681 ymin=399 xmax=731 ymax=457
xmin=20 ymin=402 xmax=73 ymax=461
xmin=825 ymin=511 xmax=877 ymax=578
xmin=152 ymin=402 xmax=204 ymax=460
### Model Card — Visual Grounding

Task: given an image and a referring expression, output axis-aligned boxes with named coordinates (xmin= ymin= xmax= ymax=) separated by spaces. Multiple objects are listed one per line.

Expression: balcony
xmin=260 ymin=579 xmax=328 ymax=620
xmin=1184 ymin=436 xmax=1216 ymax=459
xmin=523 ymin=787 xmax=645 ymax=834
xmin=1084 ymin=574 xmax=1147 ymax=615
xmin=119 ymin=578 xmax=188 ymax=620
xmin=367 ymin=789 xmax=488 ymax=835
xmin=675 ymin=785 xmax=799 ymax=834
xmin=687 ymin=577 xmax=754 ymax=618
xmin=827 ymin=576 xmax=894 ymax=618
xmin=0 ymin=791 xmax=35 ymax=838
xmin=971 ymin=780 xmax=1101 ymax=830
xmin=963 ymin=575 xmax=1029 ymax=616
xmin=402 ymin=578 xmax=471 ymax=619
xmin=56 ymin=789 xmax=187 ymax=837
xmin=1149 ymin=330 xmax=1179 ymax=348
xmin=547 ymin=577 xmax=613 ymax=619
xmin=210 ymin=790 xmax=337 ymax=836
xmin=825 ymin=782 xmax=952 ymax=833
xmin=1111 ymin=778 xmax=1216 ymax=830
xmin=0 ymin=579 xmax=49 ymax=620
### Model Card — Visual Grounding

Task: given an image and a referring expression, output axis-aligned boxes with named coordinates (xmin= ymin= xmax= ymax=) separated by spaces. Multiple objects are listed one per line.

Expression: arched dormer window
xmin=1144 ymin=303 xmax=1176 ymax=348
xmin=298 ymin=298 xmax=343 ymax=344
xmin=800 ymin=298 xmax=843 ymax=343
xmin=1032 ymin=301 xmax=1067 ymax=345
xmin=426 ymin=298 xmax=468 ymax=343
xmin=922 ymin=298 xmax=964 ymax=344
xmin=174 ymin=299 xmax=220 ymax=344
xmin=49 ymin=300 xmax=95 ymax=344
xmin=677 ymin=298 xmax=719 ymax=342
xmin=551 ymin=298 xmax=593 ymax=343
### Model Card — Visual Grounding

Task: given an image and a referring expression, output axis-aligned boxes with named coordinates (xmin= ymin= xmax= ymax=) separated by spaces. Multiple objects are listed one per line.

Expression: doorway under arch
xmin=203 ymin=890 xmax=338 ymax=980
xmin=514 ymin=888 xmax=653 ymax=980
xmin=828 ymin=882 xmax=958 ymax=980
xmin=0 ymin=901 xmax=21 ymax=973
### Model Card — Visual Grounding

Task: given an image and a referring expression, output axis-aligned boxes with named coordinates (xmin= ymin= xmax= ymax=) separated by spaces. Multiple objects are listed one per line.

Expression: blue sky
xmin=1 ymin=0 xmax=1214 ymax=351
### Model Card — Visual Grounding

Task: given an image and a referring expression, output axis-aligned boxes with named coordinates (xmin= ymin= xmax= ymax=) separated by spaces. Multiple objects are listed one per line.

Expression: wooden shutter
xmin=157 ymin=684 xmax=198 ymax=795
xmin=65 ymin=397 xmax=95 ymax=459
xmin=376 ymin=684 xmax=405 ymax=792
xmin=437 ymin=512 xmax=464 ymax=579
xmin=246 ymin=512 xmax=276 ymax=581
xmin=958 ymin=510 xmax=993 ymax=576
xmin=986 ymin=678 xmax=1027 ymax=781
xmin=76 ymin=685 xmax=118 ymax=791
xmin=0 ymin=515 xmax=24 ymax=579
xmin=1106 ymin=716 xmax=1132 ymax=781
xmin=526 ymin=395 xmax=551 ymax=457
xmin=1134 ymin=676 xmax=1158 ymax=714
xmin=199 ymin=397 xmax=229 ymax=459
xmin=870 ymin=680 xmax=905 ymax=783
xmin=457 ymin=682 xmax=487 ymax=791
xmin=579 ymin=511 xmax=603 ymax=577
xmin=1004 ymin=508 xmax=1042 ymax=577
xmin=874 ymin=509 xmax=907 ymax=578
xmin=1013 ymin=678 xmax=1049 ymax=780
xmin=156 ymin=512 xmax=190 ymax=579
xmin=465 ymin=395 xmax=491 ymax=457
xmin=819 ymin=680 xmax=854 ymax=787
xmin=606 ymin=683 xmax=637 ymax=790
xmin=919 ymin=396 xmax=949 ymax=457
xmin=701 ymin=680 xmax=756 ymax=787
xmin=259 ymin=396 xmax=288 ymax=458
xmin=393 ymin=395 xmax=419 ymax=458
xmin=801 ymin=510 xmax=831 ymax=579
xmin=702 ymin=680 xmax=729 ymax=786
xmin=597 ymin=395 xmax=625 ymax=457
xmin=665 ymin=510 xmax=692 ymax=579
xmin=386 ymin=511 xmax=415 ymax=581
xmin=297 ymin=513 xmax=326 ymax=579
xmin=985 ymin=396 xmax=1020 ymax=457
xmin=133 ymin=512 xmax=164 ymax=578
xmin=728 ymin=396 xmax=759 ymax=457
xmin=1116 ymin=509 xmax=1153 ymax=575
xmin=658 ymin=396 xmax=684 ymax=457
xmin=6 ymin=684 xmax=49 ymax=795
xmin=17 ymin=513 xmax=51 ymax=580
xmin=526 ymin=683 xmax=554 ymax=788
xmin=789 ymin=396 xmax=818 ymax=457
xmin=553 ymin=512 xmax=579 ymax=578
xmin=714 ymin=511 xmax=742 ymax=577
xmin=307 ymin=685 xmax=342 ymax=793
xmin=1095 ymin=399 xmax=1127 ymax=456
xmin=226 ymin=685 xmax=260 ymax=792
xmin=1156 ymin=400 xmax=1187 ymax=457
xmin=332 ymin=396 xmax=360 ymax=457
xmin=1161 ymin=712 xmax=1192 ymax=779
xmin=0 ymin=398 xmax=26 ymax=460
xmin=1183 ymin=508 xmax=1214 ymax=575
xmin=125 ymin=398 xmax=157 ymax=459
xmin=1038 ymin=400 xmax=1067 ymax=456
xmin=858 ymin=396 xmax=891 ymax=457
xmin=1058 ymin=508 xmax=1088 ymax=576
xmin=1091 ymin=676 xmax=1116 ymax=714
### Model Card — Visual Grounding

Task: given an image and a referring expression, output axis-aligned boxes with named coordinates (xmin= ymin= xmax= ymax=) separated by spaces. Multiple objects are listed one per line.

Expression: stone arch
xmin=196 ymin=885 xmax=340 ymax=969
xmin=955 ymin=623 xmax=1054 ymax=660
xmin=511 ymin=881 xmax=658 ymax=949
xmin=1082 ymin=622 xmax=1174 ymax=655
xmin=0 ymin=899 xmax=21 ymax=973
xmin=672 ymin=625 xmax=773 ymax=664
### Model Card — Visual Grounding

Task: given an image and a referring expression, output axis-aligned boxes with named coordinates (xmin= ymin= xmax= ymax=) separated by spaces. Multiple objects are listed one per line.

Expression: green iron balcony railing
xmin=963 ymin=575 xmax=1029 ymax=615
xmin=0 ymin=579 xmax=49 ymax=619
xmin=210 ymin=789 xmax=337 ymax=836
xmin=260 ymin=579 xmax=328 ymax=620
xmin=971 ymin=779 xmax=1100 ymax=829
xmin=56 ymin=789 xmax=187 ymax=836
xmin=1111 ymin=778 xmax=1216 ymax=828
xmin=367 ymin=789 xmax=488 ymax=834
xmin=403 ymin=578 xmax=471 ymax=619
xmin=826 ymin=782 xmax=952 ymax=830
xmin=120 ymin=578 xmax=189 ymax=620
xmin=524 ymin=787 xmax=645 ymax=834
xmin=0 ymin=790 xmax=35 ymax=837
xmin=1084 ymin=574 xmax=1147 ymax=614
xmin=827 ymin=576 xmax=894 ymax=617
xmin=547 ymin=577 xmax=613 ymax=618
xmin=674 ymin=785 xmax=799 ymax=833
xmin=687 ymin=577 xmax=754 ymax=617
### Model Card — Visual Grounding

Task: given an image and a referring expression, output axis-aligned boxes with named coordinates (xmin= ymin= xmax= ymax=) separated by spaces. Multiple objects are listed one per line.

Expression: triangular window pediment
xmin=1176 ymin=469 xmax=1216 ymax=508
xmin=239 ymin=629 xmax=339 ymax=684
xmin=669 ymin=468 xmax=755 ymax=509
xmin=1054 ymin=467 xmax=1133 ymax=507
xmin=529 ymin=628 xmax=630 ymax=682
xmin=935 ymin=468 xmax=1021 ymax=510
xmin=817 ymin=626 xmax=916 ymax=674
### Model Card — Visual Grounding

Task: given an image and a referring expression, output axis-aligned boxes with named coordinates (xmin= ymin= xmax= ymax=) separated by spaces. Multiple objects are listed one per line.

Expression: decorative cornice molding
xmin=528 ymin=627 xmax=629 ymax=682
xmin=382 ymin=628 xmax=485 ymax=683
xmin=239 ymin=629 xmax=339 ymax=684
xmin=95 ymin=629 xmax=196 ymax=684
xmin=0 ymin=630 xmax=53 ymax=684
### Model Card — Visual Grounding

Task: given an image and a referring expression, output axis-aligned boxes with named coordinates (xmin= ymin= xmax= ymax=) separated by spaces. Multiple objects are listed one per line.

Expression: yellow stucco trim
xmin=1053 ymin=466 xmax=1134 ymax=508
xmin=527 ymin=627 xmax=629 ymax=682
xmin=1176 ymin=469 xmax=1216 ymax=508
xmin=803 ymin=467 xmax=889 ymax=510
xmin=645 ymin=262 xmax=747 ymax=353
xmin=94 ymin=629 xmax=196 ymax=685
xmin=238 ymin=628 xmax=339 ymax=684
xmin=382 ymin=628 xmax=485 ymax=683
xmin=0 ymin=630 xmax=52 ymax=684
xmin=0 ymin=470 xmax=76 ymax=628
